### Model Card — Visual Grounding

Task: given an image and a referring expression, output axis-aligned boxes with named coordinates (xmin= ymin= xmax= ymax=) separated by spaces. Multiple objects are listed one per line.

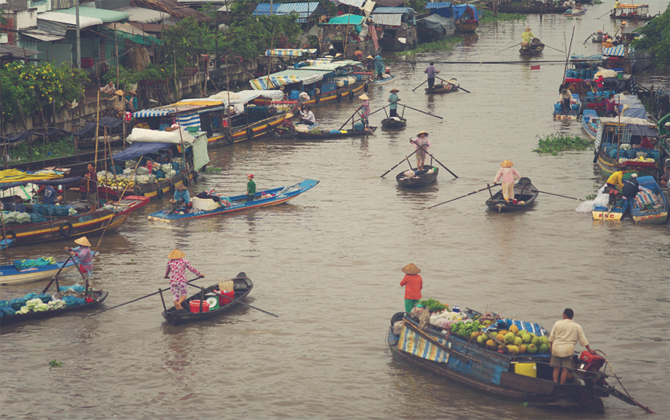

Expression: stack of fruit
xmin=473 ymin=325 xmax=550 ymax=355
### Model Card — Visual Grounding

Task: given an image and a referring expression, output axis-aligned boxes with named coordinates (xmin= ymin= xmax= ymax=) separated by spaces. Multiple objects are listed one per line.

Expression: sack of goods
xmin=294 ymin=125 xmax=310 ymax=133
xmin=136 ymin=166 xmax=150 ymax=176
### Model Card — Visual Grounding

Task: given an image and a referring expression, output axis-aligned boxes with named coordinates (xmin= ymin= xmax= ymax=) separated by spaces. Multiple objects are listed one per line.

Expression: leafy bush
xmin=532 ymin=133 xmax=594 ymax=155
xmin=9 ymin=136 xmax=75 ymax=163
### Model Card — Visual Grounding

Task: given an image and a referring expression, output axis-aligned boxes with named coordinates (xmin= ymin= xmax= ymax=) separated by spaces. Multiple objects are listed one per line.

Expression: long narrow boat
xmin=425 ymin=84 xmax=458 ymax=95
xmin=162 ymin=273 xmax=253 ymax=325
xmin=581 ymin=109 xmax=600 ymax=140
xmin=486 ymin=178 xmax=539 ymax=212
xmin=0 ymin=253 xmax=99 ymax=286
xmin=96 ymin=169 xmax=196 ymax=201
xmin=148 ymin=179 xmax=319 ymax=222
xmin=0 ymin=290 xmax=108 ymax=326
xmin=368 ymin=75 xmax=397 ymax=87
xmin=631 ymin=176 xmax=669 ymax=225
xmin=294 ymin=127 xmax=376 ymax=140
xmin=553 ymin=93 xmax=582 ymax=120
xmin=381 ymin=118 xmax=407 ymax=129
xmin=396 ymin=166 xmax=439 ymax=188
xmin=565 ymin=8 xmax=587 ymax=17
xmin=387 ymin=312 xmax=643 ymax=413
xmin=1 ymin=196 xmax=149 ymax=246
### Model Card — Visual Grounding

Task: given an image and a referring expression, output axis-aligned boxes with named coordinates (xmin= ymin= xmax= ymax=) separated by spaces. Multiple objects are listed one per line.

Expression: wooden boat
xmin=581 ymin=109 xmax=600 ymax=140
xmin=594 ymin=120 xmax=661 ymax=179
xmin=148 ymin=179 xmax=319 ymax=222
xmin=519 ymin=39 xmax=545 ymax=56
xmin=396 ymin=166 xmax=439 ymax=188
xmin=565 ymin=8 xmax=587 ymax=17
xmin=0 ymin=290 xmax=108 ymax=326
xmin=631 ymin=176 xmax=668 ymax=225
xmin=486 ymin=178 xmax=538 ymax=212
xmin=294 ymin=126 xmax=376 ymax=140
xmin=96 ymin=168 xmax=196 ymax=201
xmin=454 ymin=4 xmax=479 ymax=33
xmin=0 ymin=196 xmax=149 ymax=246
xmin=381 ymin=117 xmax=407 ymax=129
xmin=0 ymin=253 xmax=98 ymax=286
xmin=610 ymin=4 xmax=655 ymax=21
xmin=425 ymin=84 xmax=458 ymax=95
xmin=369 ymin=75 xmax=397 ymax=86
xmin=387 ymin=311 xmax=640 ymax=413
xmin=162 ymin=273 xmax=253 ymax=325
xmin=553 ymin=93 xmax=582 ymax=120
xmin=6 ymin=151 xmax=111 ymax=178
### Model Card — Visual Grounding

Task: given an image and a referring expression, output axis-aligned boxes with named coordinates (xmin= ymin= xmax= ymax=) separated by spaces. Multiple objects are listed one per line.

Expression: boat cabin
xmin=452 ymin=4 xmax=480 ymax=33
xmin=370 ymin=7 xmax=418 ymax=51
xmin=610 ymin=4 xmax=653 ymax=20
xmin=594 ymin=118 xmax=660 ymax=178
xmin=317 ymin=14 xmax=379 ymax=58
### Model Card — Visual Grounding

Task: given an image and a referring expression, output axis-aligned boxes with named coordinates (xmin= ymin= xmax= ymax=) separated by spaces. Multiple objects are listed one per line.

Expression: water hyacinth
xmin=532 ymin=133 xmax=594 ymax=156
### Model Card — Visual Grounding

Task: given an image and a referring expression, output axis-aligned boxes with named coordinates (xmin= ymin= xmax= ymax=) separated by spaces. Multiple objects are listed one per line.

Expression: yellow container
xmin=515 ymin=363 xmax=537 ymax=378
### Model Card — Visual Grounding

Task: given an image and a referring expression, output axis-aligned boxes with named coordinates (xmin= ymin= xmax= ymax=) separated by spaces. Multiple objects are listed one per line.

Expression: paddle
xmin=596 ymin=10 xmax=611 ymax=20
xmin=381 ymin=149 xmax=420 ymax=178
xmin=369 ymin=105 xmax=388 ymax=116
xmin=41 ymin=256 xmax=72 ymax=294
xmin=186 ymin=283 xmax=279 ymax=318
xmin=339 ymin=108 xmax=362 ymax=131
xmin=499 ymin=43 xmax=522 ymax=53
xmin=82 ymin=276 xmax=204 ymax=318
xmin=428 ymin=184 xmax=499 ymax=209
xmin=411 ymin=140 xmax=458 ymax=178
xmin=400 ymin=104 xmax=443 ymax=119
xmin=543 ymin=44 xmax=567 ymax=54
xmin=436 ymin=76 xmax=471 ymax=93
xmin=537 ymin=191 xmax=583 ymax=201
xmin=412 ymin=79 xmax=428 ymax=92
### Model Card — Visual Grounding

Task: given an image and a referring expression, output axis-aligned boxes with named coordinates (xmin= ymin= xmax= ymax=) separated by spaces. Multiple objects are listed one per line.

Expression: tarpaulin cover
xmin=0 ymin=176 xmax=83 ymax=191
xmin=73 ymin=117 xmax=124 ymax=137
xmin=249 ymin=71 xmax=323 ymax=90
xmin=371 ymin=14 xmax=402 ymax=26
xmin=192 ymin=133 xmax=210 ymax=172
xmin=0 ymin=169 xmax=64 ymax=184
xmin=397 ymin=322 xmax=450 ymax=363
xmin=125 ymin=127 xmax=195 ymax=145
xmin=264 ymin=49 xmax=317 ymax=57
xmin=371 ymin=7 xmax=414 ymax=14
xmin=603 ymin=45 xmax=636 ymax=57
xmin=326 ymin=14 xmax=366 ymax=25
xmin=112 ymin=142 xmax=172 ymax=161
xmin=0 ymin=131 xmax=34 ymax=144
xmin=453 ymin=4 xmax=478 ymax=20
xmin=416 ymin=14 xmax=455 ymax=33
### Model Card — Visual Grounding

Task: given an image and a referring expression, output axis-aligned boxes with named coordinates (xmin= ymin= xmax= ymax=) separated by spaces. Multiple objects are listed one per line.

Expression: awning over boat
xmin=600 ymin=117 xmax=657 ymax=137
xmin=371 ymin=13 xmax=402 ymax=26
xmin=264 ymin=49 xmax=317 ymax=57
xmin=125 ymin=127 xmax=195 ymax=145
xmin=602 ymin=45 xmax=635 ymax=57
xmin=0 ymin=177 xmax=83 ymax=191
xmin=325 ymin=14 xmax=366 ymax=25
xmin=249 ymin=70 xmax=323 ymax=90
xmin=133 ymin=100 xmax=224 ymax=119
xmin=202 ymin=90 xmax=285 ymax=105
xmin=0 ymin=169 xmax=64 ymax=184
xmin=112 ymin=141 xmax=173 ymax=161
xmin=616 ymin=94 xmax=647 ymax=119
xmin=452 ymin=4 xmax=478 ymax=21
xmin=308 ymin=60 xmax=361 ymax=71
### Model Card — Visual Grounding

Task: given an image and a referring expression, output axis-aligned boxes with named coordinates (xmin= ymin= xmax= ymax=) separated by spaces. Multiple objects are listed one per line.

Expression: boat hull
xmin=0 ymin=291 xmax=108 ymax=326
xmin=97 ymin=170 xmax=195 ymax=201
xmin=381 ymin=118 xmax=407 ymax=129
xmin=456 ymin=21 xmax=478 ymax=33
xmin=0 ymin=261 xmax=76 ymax=286
xmin=396 ymin=167 xmax=439 ymax=188
xmin=486 ymin=180 xmax=539 ymax=212
xmin=369 ymin=75 xmax=397 ymax=86
xmin=631 ymin=176 xmax=669 ymax=225
xmin=294 ymin=127 xmax=376 ymax=140
xmin=425 ymin=85 xmax=458 ymax=95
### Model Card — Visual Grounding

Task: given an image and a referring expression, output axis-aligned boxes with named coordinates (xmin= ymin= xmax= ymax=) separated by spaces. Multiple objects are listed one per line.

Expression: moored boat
xmin=148 ymin=179 xmax=319 ymax=223
xmin=631 ymin=176 xmax=668 ymax=225
xmin=610 ymin=4 xmax=655 ymax=21
xmin=381 ymin=117 xmax=407 ymax=129
xmin=294 ymin=126 xmax=376 ymax=140
xmin=162 ymin=273 xmax=253 ymax=326
xmin=396 ymin=166 xmax=439 ymax=188
xmin=581 ymin=109 xmax=600 ymax=140
xmin=592 ymin=192 xmax=630 ymax=221
xmin=0 ymin=290 xmax=108 ymax=326
xmin=565 ymin=7 xmax=587 ymax=17
xmin=453 ymin=4 xmax=479 ymax=33
xmin=369 ymin=75 xmax=397 ymax=86
xmin=485 ymin=178 xmax=538 ymax=212
xmin=553 ymin=93 xmax=582 ymax=120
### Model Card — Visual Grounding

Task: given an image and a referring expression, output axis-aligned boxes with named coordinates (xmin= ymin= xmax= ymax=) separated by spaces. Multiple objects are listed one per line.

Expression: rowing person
xmin=425 ymin=62 xmax=439 ymax=90
xmin=521 ymin=28 xmax=536 ymax=50
xmin=388 ymin=88 xmax=400 ymax=118
xmin=494 ymin=160 xmax=522 ymax=203
xmin=165 ymin=249 xmax=203 ymax=310
xmin=410 ymin=131 xmax=431 ymax=171
xmin=65 ymin=236 xmax=93 ymax=279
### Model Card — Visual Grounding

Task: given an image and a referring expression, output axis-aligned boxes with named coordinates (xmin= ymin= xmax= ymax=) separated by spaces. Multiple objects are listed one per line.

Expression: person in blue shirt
xmin=374 ymin=55 xmax=385 ymax=79
xmin=388 ymin=88 xmax=400 ymax=117
xmin=170 ymin=184 xmax=192 ymax=213
xmin=43 ymin=185 xmax=57 ymax=205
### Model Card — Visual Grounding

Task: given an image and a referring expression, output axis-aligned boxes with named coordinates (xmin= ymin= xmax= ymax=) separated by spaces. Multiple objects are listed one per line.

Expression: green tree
xmin=631 ymin=4 xmax=670 ymax=69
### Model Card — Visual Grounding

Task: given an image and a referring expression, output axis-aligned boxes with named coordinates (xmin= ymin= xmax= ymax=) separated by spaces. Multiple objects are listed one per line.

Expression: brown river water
xmin=1 ymin=3 xmax=669 ymax=419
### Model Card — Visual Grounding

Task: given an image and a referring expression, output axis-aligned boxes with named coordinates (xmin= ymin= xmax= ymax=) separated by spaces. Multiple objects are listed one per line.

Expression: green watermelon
xmin=539 ymin=343 xmax=550 ymax=354
xmin=527 ymin=344 xmax=538 ymax=354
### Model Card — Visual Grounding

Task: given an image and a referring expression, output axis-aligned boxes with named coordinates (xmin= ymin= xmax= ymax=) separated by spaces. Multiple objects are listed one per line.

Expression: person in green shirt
xmin=247 ymin=174 xmax=256 ymax=202
xmin=521 ymin=28 xmax=535 ymax=49
xmin=388 ymin=88 xmax=400 ymax=117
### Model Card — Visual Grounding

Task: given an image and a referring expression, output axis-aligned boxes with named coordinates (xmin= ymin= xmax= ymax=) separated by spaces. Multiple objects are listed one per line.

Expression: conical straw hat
xmin=501 ymin=159 xmax=514 ymax=168
xmin=167 ymin=249 xmax=185 ymax=260
xmin=74 ymin=237 xmax=91 ymax=247
xmin=359 ymin=94 xmax=369 ymax=100
xmin=402 ymin=263 xmax=421 ymax=274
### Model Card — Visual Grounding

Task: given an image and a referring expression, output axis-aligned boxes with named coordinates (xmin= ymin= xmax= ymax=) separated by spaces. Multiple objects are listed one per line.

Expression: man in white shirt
xmin=548 ymin=308 xmax=596 ymax=384
xmin=299 ymin=106 xmax=316 ymax=126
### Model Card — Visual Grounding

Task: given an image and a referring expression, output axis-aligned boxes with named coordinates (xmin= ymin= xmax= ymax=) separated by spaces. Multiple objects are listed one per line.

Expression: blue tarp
xmin=326 ymin=14 xmax=366 ymax=25
xmin=426 ymin=2 xmax=453 ymax=18
xmin=453 ymin=4 xmax=478 ymax=21
xmin=112 ymin=142 xmax=171 ymax=161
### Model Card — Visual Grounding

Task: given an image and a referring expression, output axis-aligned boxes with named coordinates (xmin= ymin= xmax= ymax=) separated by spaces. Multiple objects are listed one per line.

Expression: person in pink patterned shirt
xmin=164 ymin=249 xmax=204 ymax=310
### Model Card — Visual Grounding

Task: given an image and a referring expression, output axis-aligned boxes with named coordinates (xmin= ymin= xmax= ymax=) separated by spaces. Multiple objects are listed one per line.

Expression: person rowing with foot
xmin=165 ymin=249 xmax=204 ymax=310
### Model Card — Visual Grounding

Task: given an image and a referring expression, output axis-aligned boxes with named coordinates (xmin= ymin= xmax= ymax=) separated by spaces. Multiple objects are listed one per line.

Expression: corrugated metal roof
xmin=425 ymin=2 xmax=451 ymax=9
xmin=0 ymin=45 xmax=43 ymax=58
xmin=130 ymin=0 xmax=212 ymax=23
xmin=115 ymin=7 xmax=167 ymax=23
xmin=252 ymin=2 xmax=325 ymax=22
xmin=54 ymin=6 xmax=130 ymax=23
xmin=37 ymin=12 xmax=104 ymax=28
xmin=20 ymin=28 xmax=65 ymax=42
xmin=372 ymin=7 xmax=414 ymax=15
xmin=329 ymin=0 xmax=366 ymax=8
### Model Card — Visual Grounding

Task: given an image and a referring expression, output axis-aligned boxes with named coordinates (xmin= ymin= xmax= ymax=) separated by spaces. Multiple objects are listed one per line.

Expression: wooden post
xmin=199 ymin=286 xmax=205 ymax=313
xmin=115 ymin=29 xmax=120 ymax=89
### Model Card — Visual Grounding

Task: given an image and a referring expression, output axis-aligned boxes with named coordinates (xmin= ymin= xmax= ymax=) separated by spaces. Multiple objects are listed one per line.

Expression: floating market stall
xmin=370 ymin=7 xmax=418 ymax=51
xmin=630 ymin=176 xmax=668 ymax=225
xmin=452 ymin=4 xmax=480 ymax=33
xmin=610 ymin=4 xmax=655 ymax=21
xmin=317 ymin=14 xmax=379 ymax=59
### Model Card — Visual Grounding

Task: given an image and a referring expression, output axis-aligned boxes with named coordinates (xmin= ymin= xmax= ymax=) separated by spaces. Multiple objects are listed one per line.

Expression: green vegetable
xmin=418 ymin=299 xmax=448 ymax=313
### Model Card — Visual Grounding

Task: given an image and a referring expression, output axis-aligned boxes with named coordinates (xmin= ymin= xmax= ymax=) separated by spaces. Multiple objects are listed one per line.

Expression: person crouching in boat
xmin=559 ymin=89 xmax=573 ymax=115
xmin=299 ymin=106 xmax=316 ymax=126
xmin=165 ymin=249 xmax=203 ymax=310
xmin=170 ymin=184 xmax=192 ymax=214
xmin=400 ymin=263 xmax=422 ymax=314
xmin=621 ymin=173 xmax=640 ymax=203
xmin=410 ymin=131 xmax=431 ymax=171
xmin=521 ymin=28 xmax=535 ymax=50
xmin=494 ymin=160 xmax=522 ymax=203
xmin=65 ymin=237 xmax=93 ymax=279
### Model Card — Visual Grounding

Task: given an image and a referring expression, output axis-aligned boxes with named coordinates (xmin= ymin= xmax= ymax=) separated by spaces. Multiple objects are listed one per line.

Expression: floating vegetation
xmin=532 ymin=133 xmax=594 ymax=155
xmin=479 ymin=11 xmax=527 ymax=24
xmin=585 ymin=194 xmax=597 ymax=200
xmin=49 ymin=360 xmax=63 ymax=367
xmin=396 ymin=37 xmax=463 ymax=56
xmin=205 ymin=166 xmax=222 ymax=174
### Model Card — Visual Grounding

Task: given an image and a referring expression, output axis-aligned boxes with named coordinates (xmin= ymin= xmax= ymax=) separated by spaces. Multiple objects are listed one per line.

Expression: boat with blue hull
xmin=631 ymin=176 xmax=668 ymax=225
xmin=581 ymin=109 xmax=600 ymax=140
xmin=554 ymin=93 xmax=582 ymax=120
xmin=592 ymin=193 xmax=630 ymax=222
xmin=148 ymin=179 xmax=319 ymax=222
xmin=387 ymin=312 xmax=649 ymax=414
xmin=0 ymin=253 xmax=99 ymax=286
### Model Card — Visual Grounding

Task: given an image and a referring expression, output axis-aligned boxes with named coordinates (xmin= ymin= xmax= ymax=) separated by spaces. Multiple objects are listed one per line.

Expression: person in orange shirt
xmin=400 ymin=263 xmax=423 ymax=314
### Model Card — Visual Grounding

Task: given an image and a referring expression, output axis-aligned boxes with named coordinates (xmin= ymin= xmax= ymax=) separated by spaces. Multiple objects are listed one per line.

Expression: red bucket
xmin=214 ymin=289 xmax=235 ymax=305
xmin=189 ymin=300 xmax=210 ymax=313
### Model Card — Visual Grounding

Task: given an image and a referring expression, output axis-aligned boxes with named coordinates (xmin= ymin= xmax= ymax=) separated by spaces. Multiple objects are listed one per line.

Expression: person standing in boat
xmin=82 ymin=163 xmax=98 ymax=211
xmin=521 ymin=28 xmax=536 ymax=50
xmin=247 ymin=174 xmax=256 ymax=203
xmin=373 ymin=54 xmax=385 ymax=80
xmin=493 ymin=160 xmax=522 ymax=203
xmin=65 ymin=237 xmax=93 ymax=279
xmin=424 ymin=62 xmax=439 ymax=90
xmin=165 ymin=249 xmax=203 ymax=311
xmin=400 ymin=263 xmax=422 ymax=314
xmin=358 ymin=94 xmax=370 ymax=128
xmin=388 ymin=88 xmax=400 ymax=118
xmin=605 ymin=93 xmax=617 ymax=117
xmin=410 ymin=131 xmax=431 ymax=171
xmin=548 ymin=308 xmax=595 ymax=384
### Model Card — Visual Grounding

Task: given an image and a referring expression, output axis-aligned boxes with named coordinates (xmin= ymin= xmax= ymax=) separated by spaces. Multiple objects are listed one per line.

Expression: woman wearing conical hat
xmin=400 ymin=263 xmax=423 ymax=314
xmin=494 ymin=160 xmax=522 ymax=202
xmin=411 ymin=131 xmax=431 ymax=171
xmin=165 ymin=249 xmax=204 ymax=310
xmin=358 ymin=94 xmax=370 ymax=128
xmin=64 ymin=236 xmax=94 ymax=278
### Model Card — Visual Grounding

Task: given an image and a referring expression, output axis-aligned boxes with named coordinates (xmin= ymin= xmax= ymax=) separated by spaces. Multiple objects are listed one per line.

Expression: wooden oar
xmin=499 ymin=43 xmax=522 ymax=52
xmin=400 ymin=104 xmax=443 ymax=119
xmin=543 ymin=44 xmax=567 ymax=54
xmin=185 ymin=283 xmax=278 ymax=318
xmin=338 ymin=108 xmax=362 ymax=131
xmin=411 ymin=140 xmax=458 ymax=178
xmin=537 ymin=191 xmax=583 ymax=201
xmin=369 ymin=105 xmax=388 ymax=116
xmin=82 ymin=276 xmax=204 ymax=318
xmin=436 ymin=76 xmax=470 ymax=93
xmin=41 ymin=256 xmax=72 ymax=294
xmin=428 ymin=184 xmax=499 ymax=209
xmin=381 ymin=149 xmax=420 ymax=178
xmin=412 ymin=79 xmax=428 ymax=92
